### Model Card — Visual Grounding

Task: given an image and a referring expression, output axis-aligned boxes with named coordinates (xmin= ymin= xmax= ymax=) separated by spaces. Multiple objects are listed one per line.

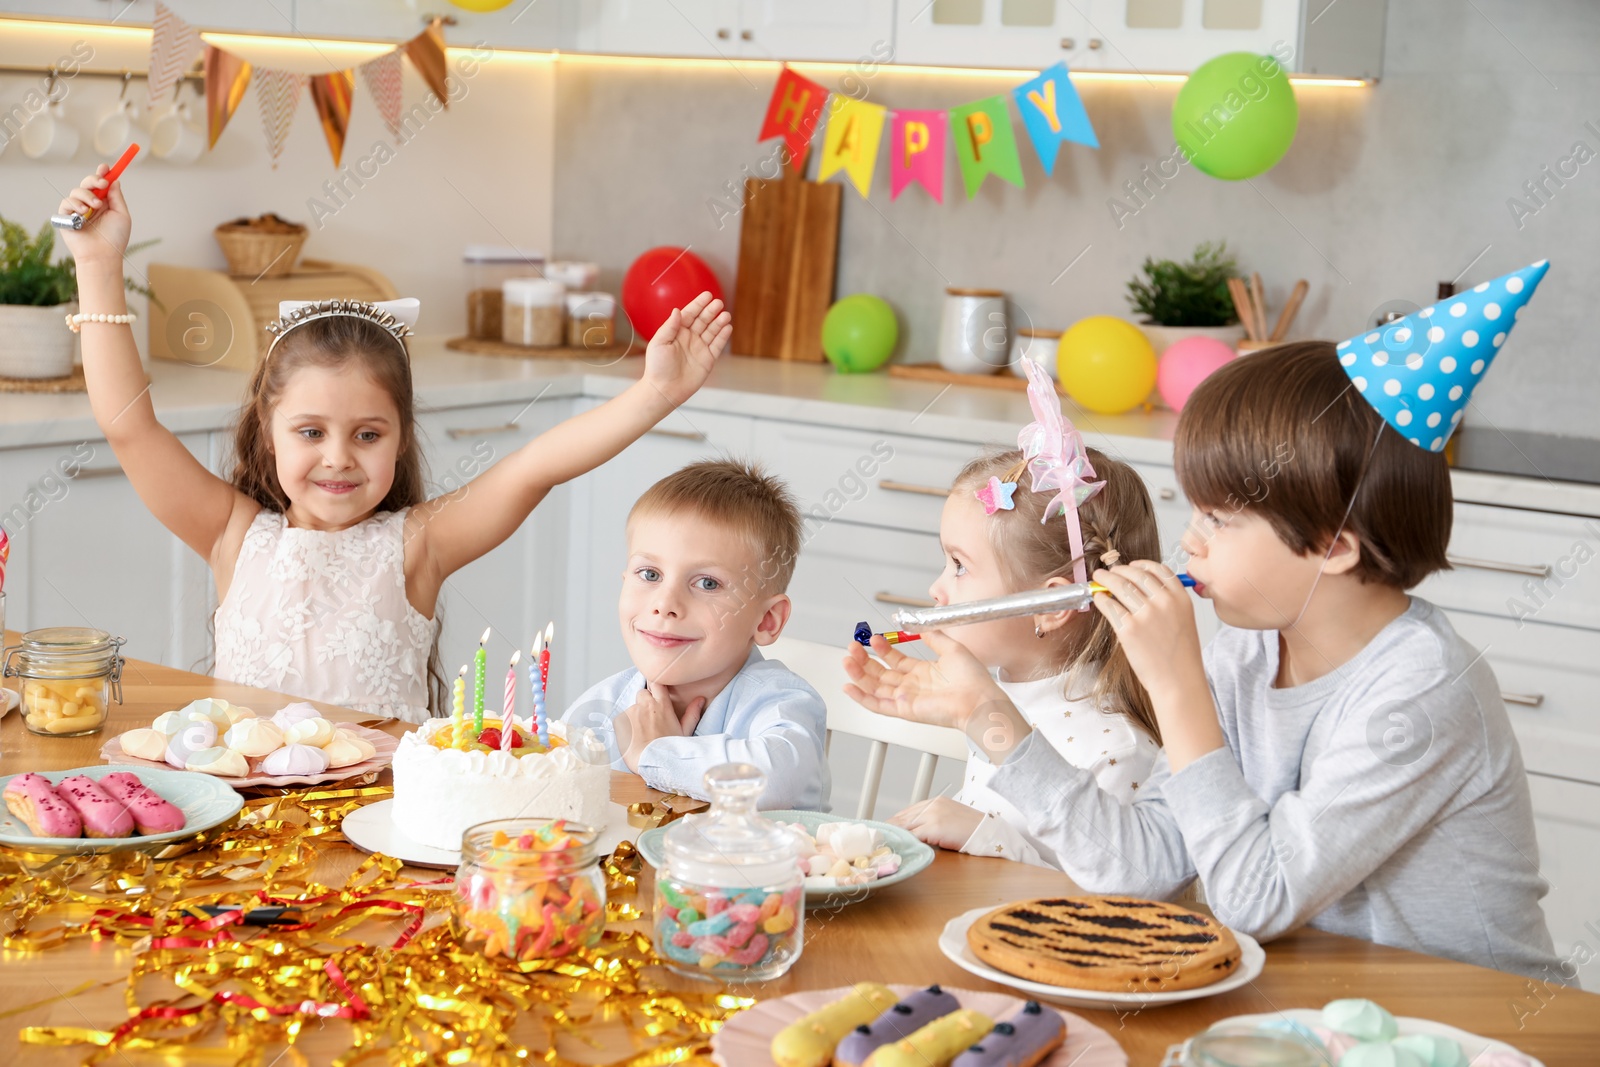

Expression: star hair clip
xmin=974 ymin=475 xmax=1018 ymax=515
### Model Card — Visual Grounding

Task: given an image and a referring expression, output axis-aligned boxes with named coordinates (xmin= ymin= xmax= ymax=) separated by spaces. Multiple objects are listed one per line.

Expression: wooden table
xmin=4 ymin=650 xmax=1598 ymax=1065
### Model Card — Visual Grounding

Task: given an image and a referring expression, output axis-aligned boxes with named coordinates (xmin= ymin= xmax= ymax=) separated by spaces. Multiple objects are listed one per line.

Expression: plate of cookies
xmin=1 ymin=765 xmax=243 ymax=854
xmin=712 ymin=981 xmax=1126 ymax=1067
xmin=939 ymin=897 xmax=1265 ymax=1012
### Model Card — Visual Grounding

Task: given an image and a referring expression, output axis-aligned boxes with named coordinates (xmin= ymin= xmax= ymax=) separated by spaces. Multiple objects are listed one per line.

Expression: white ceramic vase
xmin=1140 ymin=322 xmax=1247 ymax=358
xmin=0 ymin=302 xmax=78 ymax=379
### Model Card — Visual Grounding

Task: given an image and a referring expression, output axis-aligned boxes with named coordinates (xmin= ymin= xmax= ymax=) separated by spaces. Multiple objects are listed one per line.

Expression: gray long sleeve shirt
xmin=988 ymin=597 xmax=1563 ymax=982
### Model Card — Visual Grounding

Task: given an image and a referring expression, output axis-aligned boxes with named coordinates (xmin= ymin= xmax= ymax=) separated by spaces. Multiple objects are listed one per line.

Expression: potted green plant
xmin=1125 ymin=241 xmax=1246 ymax=356
xmin=0 ymin=216 xmax=152 ymax=379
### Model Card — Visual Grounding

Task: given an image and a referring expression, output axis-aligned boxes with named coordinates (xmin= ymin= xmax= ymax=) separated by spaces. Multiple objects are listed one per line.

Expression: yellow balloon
xmin=1057 ymin=316 xmax=1158 ymax=414
xmin=449 ymin=0 xmax=515 ymax=10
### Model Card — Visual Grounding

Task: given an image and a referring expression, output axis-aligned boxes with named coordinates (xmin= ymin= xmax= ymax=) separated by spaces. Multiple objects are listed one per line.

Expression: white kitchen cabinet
xmin=1528 ymin=773 xmax=1600 ymax=966
xmin=895 ymin=0 xmax=1096 ymax=71
xmin=561 ymin=405 xmax=754 ymax=693
xmin=1 ymin=1 xmax=294 ymax=34
xmin=414 ymin=396 xmax=573 ymax=705
xmin=1419 ymin=504 xmax=1600 ymax=634
xmin=0 ymin=434 xmax=212 ymax=673
xmin=576 ymin=0 xmax=894 ymax=63
xmin=787 ymin=518 xmax=943 ymax=649
xmin=1084 ymin=0 xmax=1299 ymax=74
xmin=292 ymin=0 xmax=564 ymax=50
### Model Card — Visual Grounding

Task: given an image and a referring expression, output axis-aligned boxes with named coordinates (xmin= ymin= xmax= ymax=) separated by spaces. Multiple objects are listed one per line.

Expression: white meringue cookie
xmin=118 ymin=727 xmax=171 ymax=762
xmin=222 ymin=704 xmax=257 ymax=724
xmin=151 ymin=710 xmax=184 ymax=736
xmin=224 ymin=718 xmax=285 ymax=758
xmin=284 ymin=717 xmax=336 ymax=747
xmin=259 ymin=743 xmax=330 ymax=776
xmin=180 ymin=697 xmax=235 ymax=729
xmin=271 ymin=702 xmax=324 ymax=731
xmin=186 ymin=746 xmax=250 ymax=777
xmin=321 ymin=734 xmax=371 ymax=768
xmin=166 ymin=721 xmax=219 ymax=768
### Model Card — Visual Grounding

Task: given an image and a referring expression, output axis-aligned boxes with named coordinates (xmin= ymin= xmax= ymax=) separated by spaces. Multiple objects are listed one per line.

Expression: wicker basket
xmin=214 ymin=214 xmax=308 ymax=279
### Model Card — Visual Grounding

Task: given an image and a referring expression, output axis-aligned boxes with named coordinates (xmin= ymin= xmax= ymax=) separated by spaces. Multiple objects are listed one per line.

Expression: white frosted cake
xmin=391 ymin=718 xmax=611 ymax=852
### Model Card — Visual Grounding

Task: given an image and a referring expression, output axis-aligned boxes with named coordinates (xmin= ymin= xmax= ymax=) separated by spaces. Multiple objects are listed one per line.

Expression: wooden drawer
xmin=1448 ymin=610 xmax=1600 ymax=784
xmin=1419 ymin=505 xmax=1600 ymax=632
xmin=786 ymin=520 xmax=943 ymax=650
xmin=1527 ymin=773 xmax=1600 ymax=961
xmin=754 ymin=422 xmax=983 ymax=537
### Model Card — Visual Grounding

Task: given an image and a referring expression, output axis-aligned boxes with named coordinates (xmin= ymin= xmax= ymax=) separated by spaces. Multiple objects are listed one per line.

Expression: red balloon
xmin=621 ymin=247 xmax=725 ymax=341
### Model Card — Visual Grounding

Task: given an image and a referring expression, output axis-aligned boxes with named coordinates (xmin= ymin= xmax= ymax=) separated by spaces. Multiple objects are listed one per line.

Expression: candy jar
xmin=454 ymin=818 xmax=607 ymax=961
xmin=655 ymin=763 xmax=803 ymax=981
xmin=4 ymin=626 xmax=125 ymax=737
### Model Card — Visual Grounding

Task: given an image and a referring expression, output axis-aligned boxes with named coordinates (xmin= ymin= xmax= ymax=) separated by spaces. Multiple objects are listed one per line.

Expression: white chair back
xmin=767 ymin=635 xmax=969 ymax=820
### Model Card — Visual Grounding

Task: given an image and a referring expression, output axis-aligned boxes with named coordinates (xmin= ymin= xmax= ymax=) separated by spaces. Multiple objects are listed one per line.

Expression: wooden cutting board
xmin=730 ymin=172 xmax=841 ymax=361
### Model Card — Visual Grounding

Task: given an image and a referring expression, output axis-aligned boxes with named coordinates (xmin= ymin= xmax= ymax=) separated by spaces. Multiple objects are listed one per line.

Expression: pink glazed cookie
xmin=99 ymin=772 xmax=187 ymax=835
xmin=56 ymin=775 xmax=135 ymax=838
xmin=4 ymin=773 xmax=84 ymax=837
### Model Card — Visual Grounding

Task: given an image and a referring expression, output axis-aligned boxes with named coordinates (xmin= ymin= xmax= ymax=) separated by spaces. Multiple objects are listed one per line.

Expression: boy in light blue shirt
xmin=562 ymin=460 xmax=829 ymax=810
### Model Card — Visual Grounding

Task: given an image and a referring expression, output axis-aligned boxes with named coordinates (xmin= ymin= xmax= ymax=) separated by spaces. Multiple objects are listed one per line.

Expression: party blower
xmin=858 ymin=574 xmax=1197 ymax=640
xmin=50 ymin=143 xmax=139 ymax=230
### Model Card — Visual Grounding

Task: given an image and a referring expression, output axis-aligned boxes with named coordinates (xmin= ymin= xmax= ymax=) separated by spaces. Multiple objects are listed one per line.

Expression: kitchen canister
xmin=938 ymin=288 xmax=1009 ymax=375
xmin=502 ymin=278 xmax=566 ymax=348
xmin=1008 ymin=327 xmax=1063 ymax=379
xmin=565 ymin=291 xmax=616 ymax=349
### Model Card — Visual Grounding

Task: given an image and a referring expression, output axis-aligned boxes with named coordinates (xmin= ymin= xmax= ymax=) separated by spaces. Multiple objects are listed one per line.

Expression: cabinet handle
xmin=647 ymin=427 xmax=707 ymax=441
xmin=1502 ymin=691 xmax=1545 ymax=707
xmin=875 ymin=591 xmax=935 ymax=609
xmin=1159 ymin=487 xmax=1177 ymax=501
xmin=445 ymin=422 xmax=522 ymax=440
xmin=1060 ymin=37 xmax=1076 ymax=49
xmin=1088 ymin=37 xmax=1103 ymax=49
xmin=716 ymin=27 xmax=730 ymax=39
xmin=878 ymin=479 xmax=947 ymax=499
xmin=1447 ymin=554 xmax=1552 ymax=579
xmin=740 ymin=29 xmax=753 ymax=41
xmin=72 ymin=466 xmax=125 ymax=480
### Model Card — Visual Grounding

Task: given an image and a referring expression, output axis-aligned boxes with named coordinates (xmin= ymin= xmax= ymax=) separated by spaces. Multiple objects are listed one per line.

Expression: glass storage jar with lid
xmin=654 ymin=763 xmax=804 ymax=981
xmin=454 ymin=818 xmax=607 ymax=962
xmin=4 ymin=626 xmax=126 ymax=737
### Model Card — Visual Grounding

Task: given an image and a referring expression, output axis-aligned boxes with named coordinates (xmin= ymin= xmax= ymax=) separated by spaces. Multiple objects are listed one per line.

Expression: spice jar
xmin=465 ymin=245 xmax=545 ymax=341
xmin=454 ymin=818 xmax=606 ymax=961
xmin=655 ymin=763 xmax=803 ymax=981
xmin=502 ymin=278 xmax=566 ymax=348
xmin=565 ymin=292 xmax=617 ymax=349
xmin=4 ymin=626 xmax=126 ymax=737
xmin=938 ymin=287 xmax=1009 ymax=374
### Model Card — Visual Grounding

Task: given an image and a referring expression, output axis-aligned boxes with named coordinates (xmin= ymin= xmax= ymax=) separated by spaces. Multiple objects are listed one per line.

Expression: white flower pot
xmin=1140 ymin=322 xmax=1247 ymax=358
xmin=0 ymin=302 xmax=78 ymax=379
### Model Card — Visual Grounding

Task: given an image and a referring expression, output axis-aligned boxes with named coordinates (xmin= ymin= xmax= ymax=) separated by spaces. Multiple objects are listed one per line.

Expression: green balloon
xmin=1172 ymin=52 xmax=1299 ymax=180
xmin=821 ymin=294 xmax=898 ymax=373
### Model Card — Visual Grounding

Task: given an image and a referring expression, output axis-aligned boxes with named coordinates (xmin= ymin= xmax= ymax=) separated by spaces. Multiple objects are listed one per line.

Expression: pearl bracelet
xmin=66 ymin=311 xmax=138 ymax=333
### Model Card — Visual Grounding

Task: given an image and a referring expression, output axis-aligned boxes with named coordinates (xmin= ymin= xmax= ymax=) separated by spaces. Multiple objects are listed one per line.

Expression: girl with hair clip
xmin=58 ymin=164 xmax=731 ymax=722
xmin=846 ymin=360 xmax=1163 ymax=868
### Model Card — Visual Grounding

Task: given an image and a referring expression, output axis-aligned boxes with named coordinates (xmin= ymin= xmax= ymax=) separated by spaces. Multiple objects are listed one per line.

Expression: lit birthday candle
xmin=474 ymin=626 xmax=490 ymax=735
xmin=530 ymin=631 xmax=548 ymax=748
xmin=501 ymin=650 xmax=521 ymax=751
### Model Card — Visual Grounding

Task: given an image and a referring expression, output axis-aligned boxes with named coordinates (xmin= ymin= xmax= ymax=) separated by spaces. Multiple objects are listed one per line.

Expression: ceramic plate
xmin=709 ymin=983 xmax=1127 ymax=1067
xmin=635 ymin=809 xmax=936 ymax=907
xmin=939 ymin=906 xmax=1266 ymax=1012
xmin=0 ymin=764 xmax=243 ymax=854
xmin=1199 ymin=1010 xmax=1544 ymax=1066
xmin=342 ymin=799 xmax=639 ymax=870
xmin=101 ymin=723 xmax=397 ymax=789
xmin=1 ymin=688 xmax=17 ymax=717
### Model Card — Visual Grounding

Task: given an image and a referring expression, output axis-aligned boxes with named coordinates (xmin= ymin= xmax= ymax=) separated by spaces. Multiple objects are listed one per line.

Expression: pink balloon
xmin=1157 ymin=336 xmax=1237 ymax=412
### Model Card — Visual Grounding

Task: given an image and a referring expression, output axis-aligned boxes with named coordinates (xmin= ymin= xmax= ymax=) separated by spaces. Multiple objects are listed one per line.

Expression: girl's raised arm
xmin=59 ymin=168 xmax=251 ymax=563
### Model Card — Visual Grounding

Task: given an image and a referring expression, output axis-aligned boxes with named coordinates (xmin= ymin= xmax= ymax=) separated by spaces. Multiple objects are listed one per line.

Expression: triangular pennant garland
xmin=255 ymin=69 xmax=307 ymax=168
xmin=360 ymin=50 xmax=406 ymax=140
xmin=1013 ymin=62 xmax=1099 ymax=174
xmin=147 ymin=2 xmax=204 ymax=107
xmin=889 ymin=109 xmax=946 ymax=203
xmin=950 ymin=95 xmax=1025 ymax=198
xmin=203 ymin=45 xmax=252 ymax=149
xmin=759 ymin=66 xmax=828 ymax=173
xmin=309 ymin=70 xmax=356 ymax=168
xmin=405 ymin=19 xmax=452 ymax=106
xmin=818 ymin=96 xmax=887 ymax=198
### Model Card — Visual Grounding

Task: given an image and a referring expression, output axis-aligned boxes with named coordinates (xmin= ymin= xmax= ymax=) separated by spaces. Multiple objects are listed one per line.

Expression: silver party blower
xmin=885 ymin=574 xmax=1196 ymax=634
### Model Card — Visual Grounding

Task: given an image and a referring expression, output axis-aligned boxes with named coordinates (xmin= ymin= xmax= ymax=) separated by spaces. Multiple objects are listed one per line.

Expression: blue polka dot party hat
xmin=1336 ymin=260 xmax=1549 ymax=452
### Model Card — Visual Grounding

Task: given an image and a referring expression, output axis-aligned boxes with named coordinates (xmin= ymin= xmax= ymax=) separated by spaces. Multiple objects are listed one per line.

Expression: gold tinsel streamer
xmin=1 ymin=789 xmax=753 ymax=1064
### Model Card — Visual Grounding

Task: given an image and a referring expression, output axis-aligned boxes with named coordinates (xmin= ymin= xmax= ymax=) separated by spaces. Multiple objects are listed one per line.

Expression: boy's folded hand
xmin=890 ymin=796 xmax=984 ymax=852
xmin=618 ymin=682 xmax=707 ymax=773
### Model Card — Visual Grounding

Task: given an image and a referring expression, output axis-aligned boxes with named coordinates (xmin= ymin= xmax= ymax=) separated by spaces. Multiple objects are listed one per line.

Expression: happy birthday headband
xmin=976 ymin=358 xmax=1106 ymax=593
xmin=264 ymin=298 xmax=420 ymax=358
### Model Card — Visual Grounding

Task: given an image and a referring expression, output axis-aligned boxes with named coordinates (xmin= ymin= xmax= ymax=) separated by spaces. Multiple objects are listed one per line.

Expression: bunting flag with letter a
xmin=818 ymin=96 xmax=887 ymax=197
xmin=950 ymin=95 xmax=1025 ymax=198
xmin=889 ymin=109 xmax=947 ymax=203
xmin=1013 ymin=62 xmax=1098 ymax=173
xmin=759 ymin=66 xmax=828 ymax=173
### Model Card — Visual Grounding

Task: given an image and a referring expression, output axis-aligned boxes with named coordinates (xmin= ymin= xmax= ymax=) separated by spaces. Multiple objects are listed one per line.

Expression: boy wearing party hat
xmin=852 ymin=263 xmax=1564 ymax=982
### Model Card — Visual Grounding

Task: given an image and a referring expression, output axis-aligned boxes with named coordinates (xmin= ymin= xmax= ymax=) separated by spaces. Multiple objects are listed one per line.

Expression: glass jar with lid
xmin=502 ymin=278 xmax=566 ymax=348
xmin=4 ymin=626 xmax=126 ymax=737
xmin=464 ymin=245 xmax=545 ymax=340
xmin=655 ymin=763 xmax=803 ymax=981
xmin=454 ymin=818 xmax=607 ymax=961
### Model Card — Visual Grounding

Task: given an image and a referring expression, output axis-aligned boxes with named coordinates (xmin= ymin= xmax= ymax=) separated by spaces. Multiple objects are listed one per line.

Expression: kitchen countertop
xmin=4 ymin=338 xmax=1598 ymax=519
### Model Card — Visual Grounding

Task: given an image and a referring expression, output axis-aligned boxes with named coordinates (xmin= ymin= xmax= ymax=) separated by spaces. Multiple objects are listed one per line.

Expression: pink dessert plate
xmin=100 ymin=723 xmax=397 ymax=790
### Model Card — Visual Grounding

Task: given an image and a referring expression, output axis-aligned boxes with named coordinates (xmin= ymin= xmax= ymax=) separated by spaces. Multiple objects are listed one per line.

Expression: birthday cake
xmin=390 ymin=717 xmax=610 ymax=852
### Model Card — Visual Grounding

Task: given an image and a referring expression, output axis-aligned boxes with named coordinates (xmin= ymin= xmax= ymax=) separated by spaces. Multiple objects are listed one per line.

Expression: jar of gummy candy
xmin=4 ymin=626 xmax=125 ymax=737
xmin=655 ymin=763 xmax=803 ymax=982
xmin=454 ymin=818 xmax=607 ymax=961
